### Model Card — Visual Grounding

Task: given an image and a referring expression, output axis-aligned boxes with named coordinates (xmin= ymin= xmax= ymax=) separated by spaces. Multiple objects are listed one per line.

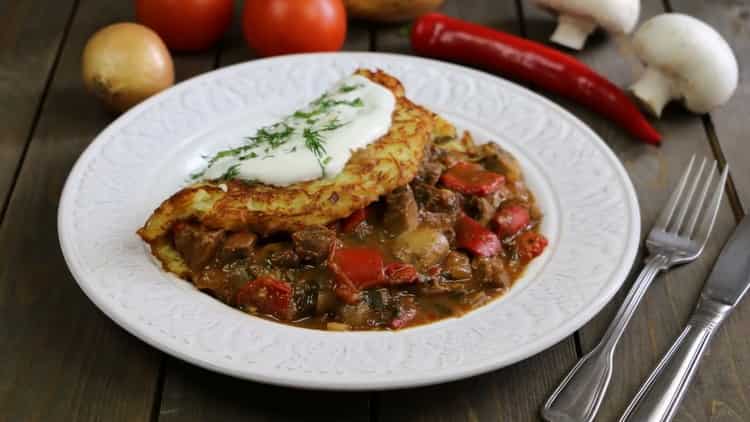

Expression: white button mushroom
xmin=534 ymin=0 xmax=640 ymax=50
xmin=630 ymin=13 xmax=739 ymax=117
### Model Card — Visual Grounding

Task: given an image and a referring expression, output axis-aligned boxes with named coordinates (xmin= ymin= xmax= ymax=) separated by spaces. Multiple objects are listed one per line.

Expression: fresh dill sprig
xmin=339 ymin=84 xmax=361 ymax=93
xmin=221 ymin=164 xmax=240 ymax=180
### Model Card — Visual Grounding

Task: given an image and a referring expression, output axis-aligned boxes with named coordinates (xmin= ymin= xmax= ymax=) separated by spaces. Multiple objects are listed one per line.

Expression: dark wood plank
xmin=0 ymin=0 xmax=77 ymax=218
xmin=156 ymin=4 xmax=372 ymax=421
xmin=665 ymin=0 xmax=750 ymax=216
xmin=159 ymin=360 xmax=369 ymax=422
xmin=521 ymin=1 xmax=745 ymax=420
xmin=375 ymin=2 xmax=579 ymax=421
xmin=657 ymin=3 xmax=750 ymax=420
xmin=0 ymin=0 xmax=218 ymax=420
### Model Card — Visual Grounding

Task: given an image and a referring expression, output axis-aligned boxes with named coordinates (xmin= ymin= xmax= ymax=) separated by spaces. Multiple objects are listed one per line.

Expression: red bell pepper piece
xmin=332 ymin=247 xmax=384 ymax=290
xmin=455 ymin=214 xmax=502 ymax=257
xmin=384 ymin=263 xmax=420 ymax=285
xmin=517 ymin=231 xmax=549 ymax=262
xmin=492 ymin=204 xmax=530 ymax=238
xmin=235 ymin=277 xmax=294 ymax=320
xmin=411 ymin=13 xmax=661 ymax=145
xmin=440 ymin=162 xmax=505 ymax=196
xmin=340 ymin=208 xmax=368 ymax=233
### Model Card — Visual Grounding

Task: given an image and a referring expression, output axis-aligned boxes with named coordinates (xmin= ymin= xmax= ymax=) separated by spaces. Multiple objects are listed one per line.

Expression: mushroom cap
xmin=632 ymin=13 xmax=739 ymax=113
xmin=535 ymin=0 xmax=640 ymax=34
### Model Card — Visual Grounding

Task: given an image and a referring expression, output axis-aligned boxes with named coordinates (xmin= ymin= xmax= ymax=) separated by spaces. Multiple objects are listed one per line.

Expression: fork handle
xmin=619 ymin=298 xmax=731 ymax=422
xmin=542 ymin=255 xmax=668 ymax=422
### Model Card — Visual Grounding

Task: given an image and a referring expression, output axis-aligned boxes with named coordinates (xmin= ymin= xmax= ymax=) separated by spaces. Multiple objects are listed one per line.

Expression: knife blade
xmin=702 ymin=214 xmax=750 ymax=307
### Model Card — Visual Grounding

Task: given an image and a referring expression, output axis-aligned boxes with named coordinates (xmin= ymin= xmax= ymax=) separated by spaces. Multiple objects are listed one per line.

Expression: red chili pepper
xmin=455 ymin=214 xmax=502 ymax=257
xmin=340 ymin=207 xmax=368 ymax=233
xmin=411 ymin=13 xmax=661 ymax=145
xmin=517 ymin=231 xmax=549 ymax=262
xmin=332 ymin=247 xmax=384 ymax=289
xmin=440 ymin=162 xmax=505 ymax=196
xmin=235 ymin=277 xmax=294 ymax=320
xmin=384 ymin=263 xmax=420 ymax=285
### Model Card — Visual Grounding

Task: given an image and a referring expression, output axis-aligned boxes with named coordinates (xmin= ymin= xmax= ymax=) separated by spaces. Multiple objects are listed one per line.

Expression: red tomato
xmin=516 ymin=231 xmax=548 ymax=262
xmin=242 ymin=0 xmax=347 ymax=57
xmin=136 ymin=0 xmax=233 ymax=51
xmin=235 ymin=277 xmax=294 ymax=320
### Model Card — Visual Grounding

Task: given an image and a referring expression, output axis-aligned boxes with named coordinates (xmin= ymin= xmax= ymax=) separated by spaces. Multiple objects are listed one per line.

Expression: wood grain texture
xmin=659 ymin=3 xmax=750 ymax=420
xmin=374 ymin=2 xmax=579 ymax=421
xmin=0 ymin=0 xmax=77 ymax=219
xmin=665 ymin=0 xmax=750 ymax=216
xmin=155 ymin=2 xmax=372 ymax=420
xmin=521 ymin=1 xmax=745 ymax=420
xmin=0 ymin=0 xmax=218 ymax=420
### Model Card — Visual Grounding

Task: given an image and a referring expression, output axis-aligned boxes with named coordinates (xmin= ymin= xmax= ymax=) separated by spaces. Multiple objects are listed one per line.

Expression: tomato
xmin=516 ymin=231 xmax=548 ymax=262
xmin=235 ymin=277 xmax=294 ymax=320
xmin=242 ymin=0 xmax=347 ymax=57
xmin=135 ymin=0 xmax=233 ymax=51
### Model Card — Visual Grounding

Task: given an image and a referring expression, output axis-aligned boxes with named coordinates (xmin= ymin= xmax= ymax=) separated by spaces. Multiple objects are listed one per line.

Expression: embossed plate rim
xmin=58 ymin=52 xmax=640 ymax=390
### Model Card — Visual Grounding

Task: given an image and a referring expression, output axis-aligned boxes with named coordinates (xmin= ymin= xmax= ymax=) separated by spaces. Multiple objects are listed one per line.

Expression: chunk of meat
xmin=472 ymin=256 xmax=510 ymax=288
xmin=172 ymin=222 xmax=225 ymax=272
xmin=420 ymin=211 xmax=457 ymax=230
xmin=443 ymin=251 xmax=472 ymax=280
xmin=454 ymin=214 xmax=502 ymax=257
xmin=269 ymin=248 xmax=300 ymax=268
xmin=235 ymin=277 xmax=296 ymax=321
xmin=465 ymin=196 xmax=496 ymax=225
xmin=292 ymin=225 xmax=337 ymax=264
xmin=492 ymin=204 xmax=531 ymax=238
xmin=476 ymin=143 xmax=522 ymax=182
xmin=415 ymin=161 xmax=445 ymax=185
xmin=517 ymin=231 xmax=549 ymax=262
xmin=194 ymin=267 xmax=237 ymax=303
xmin=413 ymin=182 xmax=462 ymax=214
xmin=220 ymin=231 xmax=257 ymax=260
xmin=383 ymin=185 xmax=419 ymax=236
xmin=390 ymin=295 xmax=417 ymax=329
xmin=391 ymin=228 xmax=450 ymax=271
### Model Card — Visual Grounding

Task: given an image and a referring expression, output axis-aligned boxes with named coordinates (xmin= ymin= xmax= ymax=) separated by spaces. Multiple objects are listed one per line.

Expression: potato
xmin=344 ymin=0 xmax=444 ymax=22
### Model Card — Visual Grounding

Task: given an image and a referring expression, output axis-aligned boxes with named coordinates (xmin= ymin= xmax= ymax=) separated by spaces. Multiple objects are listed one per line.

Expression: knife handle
xmin=619 ymin=298 xmax=732 ymax=422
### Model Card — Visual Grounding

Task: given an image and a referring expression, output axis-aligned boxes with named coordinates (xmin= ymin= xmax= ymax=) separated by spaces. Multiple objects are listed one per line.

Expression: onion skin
xmin=82 ymin=23 xmax=174 ymax=113
xmin=344 ymin=0 xmax=444 ymax=22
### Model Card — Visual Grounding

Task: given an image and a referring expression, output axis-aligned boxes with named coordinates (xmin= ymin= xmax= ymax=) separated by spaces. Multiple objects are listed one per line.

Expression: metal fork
xmin=541 ymin=156 xmax=729 ymax=422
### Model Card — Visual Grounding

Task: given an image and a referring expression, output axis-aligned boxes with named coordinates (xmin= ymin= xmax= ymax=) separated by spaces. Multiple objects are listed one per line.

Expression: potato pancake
xmin=138 ymin=69 xmax=434 ymax=277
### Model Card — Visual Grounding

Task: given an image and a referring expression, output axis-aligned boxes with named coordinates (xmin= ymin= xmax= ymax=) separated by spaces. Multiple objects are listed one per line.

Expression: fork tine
xmin=655 ymin=156 xmax=695 ymax=231
xmin=693 ymin=164 xmax=729 ymax=246
xmin=670 ymin=158 xmax=707 ymax=234
xmin=684 ymin=161 xmax=717 ymax=238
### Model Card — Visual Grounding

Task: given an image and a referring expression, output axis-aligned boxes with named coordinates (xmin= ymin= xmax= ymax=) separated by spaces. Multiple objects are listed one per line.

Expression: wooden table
xmin=1 ymin=1 xmax=748 ymax=420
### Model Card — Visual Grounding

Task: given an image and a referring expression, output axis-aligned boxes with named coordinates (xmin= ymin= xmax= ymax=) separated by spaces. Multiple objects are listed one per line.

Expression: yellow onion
xmin=82 ymin=23 xmax=174 ymax=113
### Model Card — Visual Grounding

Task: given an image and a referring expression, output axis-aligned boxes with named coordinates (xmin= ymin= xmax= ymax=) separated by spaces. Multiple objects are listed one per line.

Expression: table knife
xmin=620 ymin=214 xmax=750 ymax=422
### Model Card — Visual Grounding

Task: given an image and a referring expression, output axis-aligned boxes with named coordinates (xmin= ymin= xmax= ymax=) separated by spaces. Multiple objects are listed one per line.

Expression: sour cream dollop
xmin=200 ymin=75 xmax=396 ymax=186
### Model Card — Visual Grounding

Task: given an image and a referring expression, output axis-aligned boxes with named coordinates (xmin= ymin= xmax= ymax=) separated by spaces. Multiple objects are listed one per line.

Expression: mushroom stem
xmin=550 ymin=14 xmax=598 ymax=50
xmin=630 ymin=67 xmax=676 ymax=117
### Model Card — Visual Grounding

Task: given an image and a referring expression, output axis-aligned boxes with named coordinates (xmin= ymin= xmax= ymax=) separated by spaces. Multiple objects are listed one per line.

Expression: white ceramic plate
xmin=58 ymin=53 xmax=640 ymax=391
